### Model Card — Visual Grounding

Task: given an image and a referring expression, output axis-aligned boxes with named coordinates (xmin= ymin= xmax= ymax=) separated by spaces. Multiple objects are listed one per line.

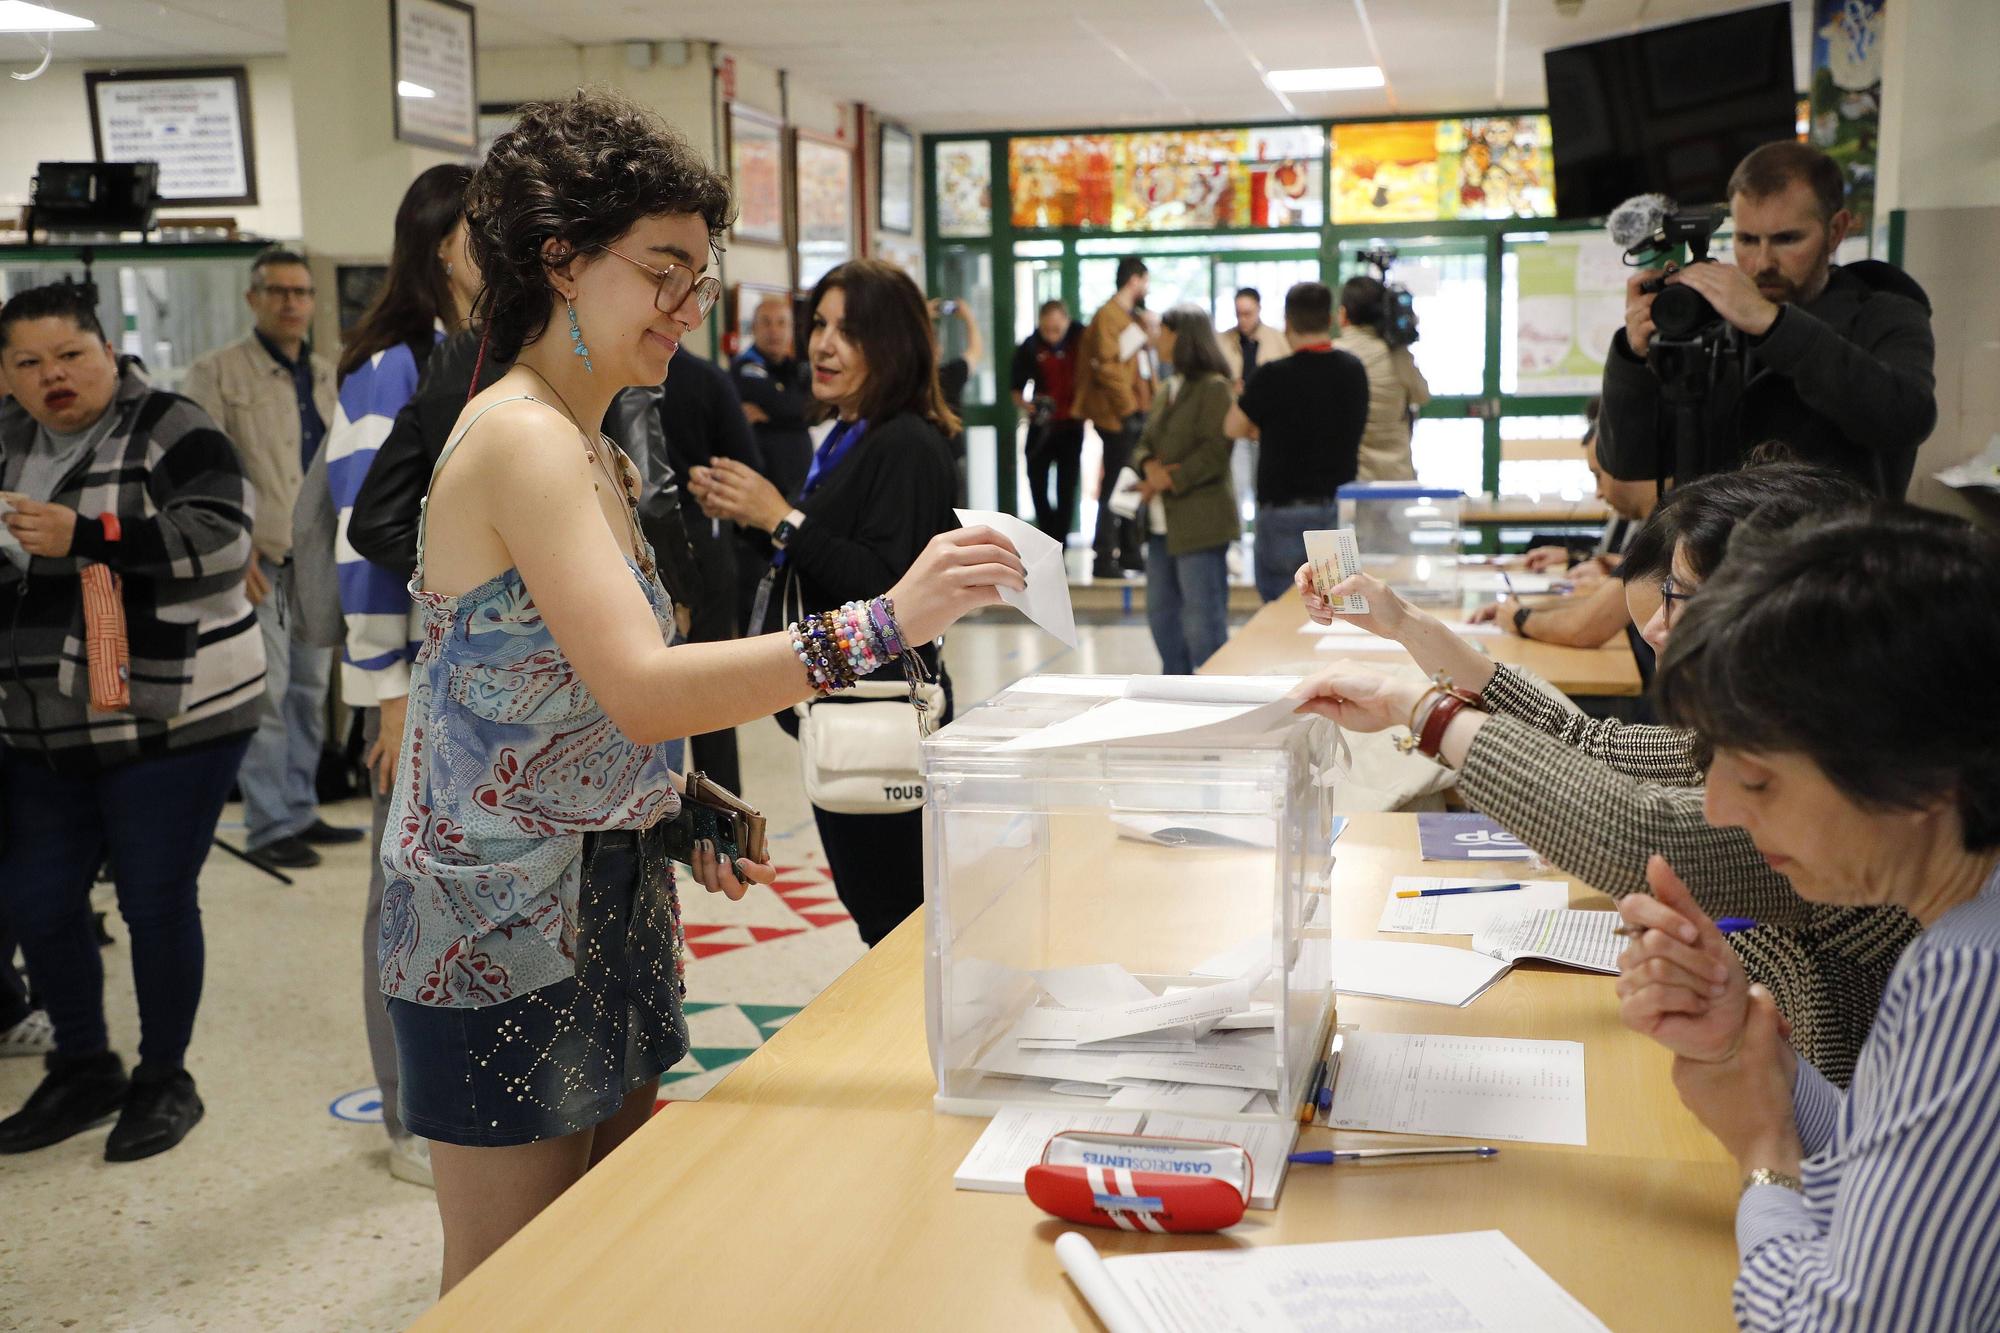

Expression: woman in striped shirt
xmin=1614 ymin=505 xmax=2000 ymax=1329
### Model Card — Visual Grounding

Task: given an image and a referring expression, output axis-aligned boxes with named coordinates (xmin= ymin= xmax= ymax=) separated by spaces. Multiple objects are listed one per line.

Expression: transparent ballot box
xmin=922 ymin=676 xmax=1339 ymax=1122
xmin=1337 ymin=481 xmax=1466 ymax=603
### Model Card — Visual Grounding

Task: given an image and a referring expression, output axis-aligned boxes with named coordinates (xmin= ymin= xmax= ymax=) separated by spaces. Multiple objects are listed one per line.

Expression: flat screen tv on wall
xmin=1543 ymin=2 xmax=1798 ymax=220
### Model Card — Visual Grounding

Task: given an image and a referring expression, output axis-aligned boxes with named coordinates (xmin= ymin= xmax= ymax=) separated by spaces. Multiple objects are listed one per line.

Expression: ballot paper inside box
xmin=921 ymin=675 xmax=1339 ymax=1123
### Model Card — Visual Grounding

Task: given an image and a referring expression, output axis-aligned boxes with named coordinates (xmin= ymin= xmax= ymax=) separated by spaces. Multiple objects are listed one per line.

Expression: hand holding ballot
xmin=1291 ymin=665 xmax=1424 ymax=735
xmin=884 ymin=525 xmax=1029 ymax=646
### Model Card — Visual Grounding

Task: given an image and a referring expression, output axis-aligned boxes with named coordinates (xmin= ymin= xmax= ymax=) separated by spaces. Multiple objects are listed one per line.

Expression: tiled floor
xmin=0 ymin=612 xmax=1184 ymax=1333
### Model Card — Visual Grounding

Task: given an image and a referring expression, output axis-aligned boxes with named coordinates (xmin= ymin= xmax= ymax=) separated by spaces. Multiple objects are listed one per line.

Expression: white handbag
xmin=784 ymin=570 xmax=945 ymax=815
xmin=793 ymin=677 xmax=946 ymax=814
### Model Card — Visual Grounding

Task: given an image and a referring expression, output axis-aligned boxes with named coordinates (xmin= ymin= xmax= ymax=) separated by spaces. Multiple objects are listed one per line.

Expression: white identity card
xmin=1302 ymin=528 xmax=1367 ymax=613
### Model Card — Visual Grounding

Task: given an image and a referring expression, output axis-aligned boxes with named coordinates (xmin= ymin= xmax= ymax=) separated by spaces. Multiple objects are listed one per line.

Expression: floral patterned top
xmin=377 ymin=397 xmax=683 ymax=1007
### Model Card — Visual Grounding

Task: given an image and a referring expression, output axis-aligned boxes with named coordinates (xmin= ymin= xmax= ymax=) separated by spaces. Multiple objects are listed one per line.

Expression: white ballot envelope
xmin=955 ymin=508 xmax=1078 ymax=648
xmin=1106 ymin=467 xmax=1144 ymax=521
xmin=1302 ymin=529 xmax=1367 ymax=614
xmin=1116 ymin=323 xmax=1149 ymax=362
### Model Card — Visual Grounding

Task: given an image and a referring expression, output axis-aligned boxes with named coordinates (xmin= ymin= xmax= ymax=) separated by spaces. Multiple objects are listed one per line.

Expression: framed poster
xmin=934 ymin=140 xmax=992 ymax=238
xmin=728 ymin=104 xmax=785 ymax=247
xmin=794 ymin=131 xmax=854 ymax=289
xmin=878 ymin=122 xmax=915 ymax=235
xmin=86 ymin=67 xmax=257 ymax=206
xmin=391 ymin=0 xmax=478 ymax=155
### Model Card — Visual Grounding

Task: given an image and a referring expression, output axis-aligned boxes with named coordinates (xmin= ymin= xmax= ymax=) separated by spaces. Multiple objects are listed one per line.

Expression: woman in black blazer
xmin=690 ymin=260 xmax=961 ymax=945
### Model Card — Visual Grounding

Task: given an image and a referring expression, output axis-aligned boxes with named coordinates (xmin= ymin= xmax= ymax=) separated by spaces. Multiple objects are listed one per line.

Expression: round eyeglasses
xmin=594 ymin=243 xmax=722 ymax=319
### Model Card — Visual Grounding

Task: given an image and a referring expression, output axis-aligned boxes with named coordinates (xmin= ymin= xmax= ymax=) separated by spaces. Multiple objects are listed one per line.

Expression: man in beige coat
xmin=183 ymin=249 xmax=351 ymax=869
xmin=1336 ymin=276 xmax=1432 ymax=482
xmin=1218 ymin=287 xmax=1290 ymax=389
xmin=1073 ymin=256 xmax=1151 ymax=578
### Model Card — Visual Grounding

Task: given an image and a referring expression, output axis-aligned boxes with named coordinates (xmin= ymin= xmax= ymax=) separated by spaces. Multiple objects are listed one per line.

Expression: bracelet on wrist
xmin=1416 ymin=694 xmax=1469 ymax=759
xmin=788 ymin=596 xmax=910 ymax=696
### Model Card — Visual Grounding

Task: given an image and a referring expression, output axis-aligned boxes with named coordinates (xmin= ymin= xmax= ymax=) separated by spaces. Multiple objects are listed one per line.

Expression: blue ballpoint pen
xmin=1715 ymin=917 xmax=1757 ymax=935
xmin=1289 ymin=1146 xmax=1500 ymax=1164
xmin=1395 ymin=882 xmax=1524 ymax=899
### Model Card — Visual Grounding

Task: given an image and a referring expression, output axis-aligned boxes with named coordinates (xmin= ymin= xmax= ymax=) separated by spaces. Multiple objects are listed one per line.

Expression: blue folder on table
xmin=1417 ymin=812 xmax=1533 ymax=861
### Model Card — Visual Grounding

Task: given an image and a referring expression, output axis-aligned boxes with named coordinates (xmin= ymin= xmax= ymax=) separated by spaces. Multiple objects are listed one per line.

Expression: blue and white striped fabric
xmin=326 ymin=338 xmax=433 ymax=704
xmin=1735 ymin=859 xmax=2000 ymax=1330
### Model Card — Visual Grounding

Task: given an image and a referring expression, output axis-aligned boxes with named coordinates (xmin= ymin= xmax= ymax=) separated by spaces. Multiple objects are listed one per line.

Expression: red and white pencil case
xmin=1025 ymin=1131 xmax=1252 ymax=1234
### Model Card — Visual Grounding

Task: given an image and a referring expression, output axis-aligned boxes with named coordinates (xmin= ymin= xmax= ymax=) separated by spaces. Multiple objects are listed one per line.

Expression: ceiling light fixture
xmin=0 ymin=1 xmax=96 ymax=31
xmin=396 ymin=80 xmax=436 ymax=98
xmin=1264 ymin=66 xmax=1384 ymax=93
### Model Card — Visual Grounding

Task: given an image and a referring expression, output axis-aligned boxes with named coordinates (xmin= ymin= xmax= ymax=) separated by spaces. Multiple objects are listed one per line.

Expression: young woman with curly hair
xmin=377 ymin=90 xmax=1024 ymax=1289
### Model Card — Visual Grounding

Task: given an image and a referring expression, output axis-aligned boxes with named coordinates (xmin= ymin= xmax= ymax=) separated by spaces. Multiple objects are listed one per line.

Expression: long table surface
xmin=1205 ymin=588 xmax=1642 ymax=698
xmin=414 ymin=813 xmax=1737 ymax=1332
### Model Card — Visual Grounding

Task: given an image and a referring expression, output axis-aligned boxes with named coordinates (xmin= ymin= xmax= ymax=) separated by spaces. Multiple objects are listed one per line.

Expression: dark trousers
xmin=1091 ymin=419 xmax=1147 ymax=571
xmin=685 ymin=506 xmax=743 ymax=795
xmin=813 ymin=805 xmax=925 ymax=948
xmin=0 ymin=734 xmax=250 ymax=1071
xmin=0 ymin=918 xmax=30 ymax=1030
xmin=1026 ymin=419 xmax=1086 ymax=544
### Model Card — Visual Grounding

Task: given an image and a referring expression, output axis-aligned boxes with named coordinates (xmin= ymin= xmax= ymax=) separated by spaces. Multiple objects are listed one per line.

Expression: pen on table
xmin=1315 ymin=1032 xmax=1345 ymax=1126
xmin=1613 ymin=916 xmax=1757 ymax=939
xmin=1289 ymin=1146 xmax=1500 ymax=1165
xmin=1395 ymin=882 xmax=1524 ymax=899
xmin=1298 ymin=1057 xmax=1329 ymax=1124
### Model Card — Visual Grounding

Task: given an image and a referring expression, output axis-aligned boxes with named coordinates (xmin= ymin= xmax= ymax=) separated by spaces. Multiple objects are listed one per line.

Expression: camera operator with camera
xmin=1010 ymin=299 xmax=1085 ymax=543
xmin=1600 ymin=142 xmax=1936 ymax=497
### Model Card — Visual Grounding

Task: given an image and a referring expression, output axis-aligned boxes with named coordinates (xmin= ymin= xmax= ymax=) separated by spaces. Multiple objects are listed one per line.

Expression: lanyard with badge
xmin=747 ymin=416 xmax=868 ymax=635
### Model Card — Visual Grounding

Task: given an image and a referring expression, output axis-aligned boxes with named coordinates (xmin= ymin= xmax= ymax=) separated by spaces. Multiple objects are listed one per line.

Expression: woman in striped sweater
xmin=309 ymin=162 xmax=478 ymax=1189
xmin=1293 ymin=465 xmax=1920 ymax=1087
xmin=1614 ymin=506 xmax=2000 ymax=1329
xmin=0 ymin=281 xmax=262 ymax=1160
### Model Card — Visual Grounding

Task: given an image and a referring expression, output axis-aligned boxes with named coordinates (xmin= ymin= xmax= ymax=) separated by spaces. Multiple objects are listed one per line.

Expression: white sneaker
xmin=388 ymin=1132 xmax=434 ymax=1189
xmin=0 ymin=1010 xmax=55 ymax=1057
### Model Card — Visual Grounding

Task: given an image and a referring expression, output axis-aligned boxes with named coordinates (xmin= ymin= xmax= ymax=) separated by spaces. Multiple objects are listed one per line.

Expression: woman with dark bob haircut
xmin=688 ymin=258 xmax=964 ymax=946
xmin=1615 ymin=505 xmax=2000 ymax=1329
xmin=376 ymin=91 xmax=1023 ymax=1288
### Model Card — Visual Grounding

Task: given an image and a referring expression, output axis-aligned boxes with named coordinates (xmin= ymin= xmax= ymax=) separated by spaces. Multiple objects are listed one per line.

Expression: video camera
xmin=1355 ymin=247 xmax=1419 ymax=349
xmin=1618 ymin=202 xmax=1729 ymax=342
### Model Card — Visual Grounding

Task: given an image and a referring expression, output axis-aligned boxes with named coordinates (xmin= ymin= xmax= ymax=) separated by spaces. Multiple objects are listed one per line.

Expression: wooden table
xmin=1205 ymin=589 xmax=1642 ymax=698
xmin=414 ymin=814 xmax=1737 ymax=1332
xmin=1463 ymin=497 xmax=1610 ymax=527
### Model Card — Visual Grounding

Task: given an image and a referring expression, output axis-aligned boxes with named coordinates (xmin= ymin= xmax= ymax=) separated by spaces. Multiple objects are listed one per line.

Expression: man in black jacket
xmin=1599 ymin=141 xmax=1936 ymax=496
xmin=729 ymin=294 xmax=813 ymax=502
xmin=605 ymin=352 xmax=759 ymax=795
xmin=1010 ymin=300 xmax=1085 ymax=544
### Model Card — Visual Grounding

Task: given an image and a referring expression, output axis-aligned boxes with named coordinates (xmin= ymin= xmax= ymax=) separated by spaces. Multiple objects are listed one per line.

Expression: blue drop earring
xmin=566 ymin=297 xmax=593 ymax=373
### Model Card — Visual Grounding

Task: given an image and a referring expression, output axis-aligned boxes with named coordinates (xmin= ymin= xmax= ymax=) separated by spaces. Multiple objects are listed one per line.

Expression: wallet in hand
xmin=659 ymin=771 xmax=768 ymax=884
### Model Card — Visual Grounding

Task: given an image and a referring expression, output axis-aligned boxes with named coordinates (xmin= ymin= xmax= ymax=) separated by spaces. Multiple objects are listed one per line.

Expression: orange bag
xmin=79 ymin=562 xmax=130 ymax=712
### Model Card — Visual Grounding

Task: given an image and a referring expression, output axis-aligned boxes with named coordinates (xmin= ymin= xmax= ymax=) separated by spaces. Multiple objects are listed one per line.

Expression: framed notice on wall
xmin=86 ymin=67 xmax=256 ymax=206
xmin=878 ymin=122 xmax=915 ymax=235
xmin=794 ymin=131 xmax=854 ymax=289
xmin=391 ymin=0 xmax=479 ymax=155
xmin=728 ymin=105 xmax=785 ymax=247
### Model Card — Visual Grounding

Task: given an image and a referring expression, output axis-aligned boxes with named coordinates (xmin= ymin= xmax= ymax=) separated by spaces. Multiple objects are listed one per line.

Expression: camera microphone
xmin=1607 ymin=194 xmax=1674 ymax=250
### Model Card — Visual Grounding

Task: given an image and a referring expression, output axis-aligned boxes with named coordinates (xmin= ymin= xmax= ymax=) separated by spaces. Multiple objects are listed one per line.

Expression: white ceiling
xmin=7 ymin=0 xmax=1814 ymax=130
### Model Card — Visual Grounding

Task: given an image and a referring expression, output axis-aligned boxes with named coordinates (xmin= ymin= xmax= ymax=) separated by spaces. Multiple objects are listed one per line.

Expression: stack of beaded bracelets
xmin=789 ymin=596 xmax=910 ymax=695
xmin=1394 ymin=670 xmax=1485 ymax=759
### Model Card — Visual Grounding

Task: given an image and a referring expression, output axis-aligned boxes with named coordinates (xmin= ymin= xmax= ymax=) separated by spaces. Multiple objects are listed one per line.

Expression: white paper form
xmin=1472 ymin=909 xmax=1623 ymax=975
xmin=993 ymin=676 xmax=1306 ymax=753
xmin=1001 ymin=675 xmax=1128 ymax=698
xmin=1075 ymin=1229 xmax=1610 ymax=1333
xmin=975 ymin=1036 xmax=1281 ymax=1092
xmin=1301 ymin=618 xmax=1502 ymax=639
xmin=1141 ymin=1114 xmax=1299 ymax=1210
xmin=1033 ymin=964 xmax=1157 ymax=1009
xmin=1461 ymin=570 xmax=1558 ymax=594
xmin=1072 ymin=975 xmax=1262 ymax=1045
xmin=1105 ymin=1081 xmax=1260 ymax=1114
xmin=1326 ymin=1032 xmax=1587 ymax=1145
xmin=952 ymin=1108 xmax=1146 ymax=1192
xmin=955 ymin=508 xmax=1078 ymax=647
xmin=1377 ymin=878 xmax=1571 ymax=935
xmin=1330 ymin=939 xmax=1513 ymax=1007
xmin=1112 ymin=813 xmax=1276 ymax=849
xmin=1116 ymin=322 xmax=1149 ymax=362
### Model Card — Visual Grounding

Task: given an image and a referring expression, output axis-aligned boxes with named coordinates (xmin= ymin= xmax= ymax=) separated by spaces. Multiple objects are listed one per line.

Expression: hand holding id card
xmin=1303 ymin=528 xmax=1368 ymax=614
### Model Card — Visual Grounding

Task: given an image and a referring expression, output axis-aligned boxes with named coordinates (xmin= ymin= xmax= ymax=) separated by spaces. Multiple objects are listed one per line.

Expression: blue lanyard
xmin=801 ymin=417 xmax=867 ymax=500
